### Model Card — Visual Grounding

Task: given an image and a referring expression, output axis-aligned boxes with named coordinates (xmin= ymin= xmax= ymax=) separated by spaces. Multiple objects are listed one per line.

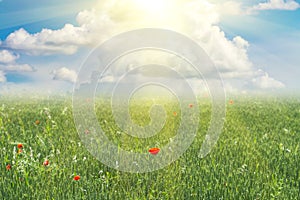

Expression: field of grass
xmin=0 ymin=96 xmax=299 ymax=199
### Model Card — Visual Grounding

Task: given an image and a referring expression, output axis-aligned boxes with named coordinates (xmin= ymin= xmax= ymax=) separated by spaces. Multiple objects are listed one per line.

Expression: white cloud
xmin=5 ymin=28 xmax=80 ymax=55
xmin=251 ymin=70 xmax=285 ymax=89
xmin=0 ymin=63 xmax=34 ymax=72
xmin=0 ymin=50 xmax=19 ymax=63
xmin=252 ymin=0 xmax=300 ymax=11
xmin=3 ymin=9 xmax=115 ymax=55
xmin=185 ymin=1 xmax=253 ymax=75
xmin=183 ymin=1 xmax=285 ymax=90
xmin=0 ymin=71 xmax=6 ymax=82
xmin=52 ymin=67 xmax=77 ymax=83
xmin=0 ymin=49 xmax=34 ymax=75
xmin=233 ymin=36 xmax=249 ymax=49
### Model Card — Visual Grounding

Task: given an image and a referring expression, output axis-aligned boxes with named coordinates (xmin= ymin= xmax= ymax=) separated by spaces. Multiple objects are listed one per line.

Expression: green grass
xmin=0 ymin=96 xmax=299 ymax=199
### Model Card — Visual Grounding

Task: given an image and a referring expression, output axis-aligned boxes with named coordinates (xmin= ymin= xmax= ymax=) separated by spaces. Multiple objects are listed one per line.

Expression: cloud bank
xmin=52 ymin=67 xmax=77 ymax=83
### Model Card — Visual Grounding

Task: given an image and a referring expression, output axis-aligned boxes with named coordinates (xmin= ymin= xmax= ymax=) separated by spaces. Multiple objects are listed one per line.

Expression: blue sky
xmin=0 ymin=0 xmax=299 ymax=95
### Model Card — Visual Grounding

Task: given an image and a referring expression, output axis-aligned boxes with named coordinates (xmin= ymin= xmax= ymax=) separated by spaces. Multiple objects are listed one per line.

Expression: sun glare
xmin=129 ymin=0 xmax=184 ymax=30
xmin=133 ymin=0 xmax=169 ymax=12
xmin=95 ymin=0 xmax=185 ymax=31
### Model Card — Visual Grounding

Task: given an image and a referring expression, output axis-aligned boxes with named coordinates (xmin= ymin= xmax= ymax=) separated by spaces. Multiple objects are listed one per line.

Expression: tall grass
xmin=0 ymin=96 xmax=299 ymax=199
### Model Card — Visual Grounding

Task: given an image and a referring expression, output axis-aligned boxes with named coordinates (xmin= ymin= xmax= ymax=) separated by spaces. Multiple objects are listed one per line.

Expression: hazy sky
xmin=0 ymin=0 xmax=299 ymax=95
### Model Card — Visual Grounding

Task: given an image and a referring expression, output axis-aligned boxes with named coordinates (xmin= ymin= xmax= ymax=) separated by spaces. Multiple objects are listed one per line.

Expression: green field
xmin=0 ymin=96 xmax=299 ymax=199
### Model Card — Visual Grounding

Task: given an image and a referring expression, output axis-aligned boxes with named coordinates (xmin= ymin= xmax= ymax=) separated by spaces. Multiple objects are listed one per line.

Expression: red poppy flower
xmin=35 ymin=120 xmax=40 ymax=125
xmin=173 ymin=111 xmax=177 ymax=116
xmin=189 ymin=104 xmax=193 ymax=108
xmin=73 ymin=175 xmax=80 ymax=181
xmin=17 ymin=143 xmax=23 ymax=149
xmin=229 ymin=100 xmax=234 ymax=105
xmin=149 ymin=147 xmax=160 ymax=155
xmin=43 ymin=160 xmax=49 ymax=166
xmin=6 ymin=164 xmax=11 ymax=170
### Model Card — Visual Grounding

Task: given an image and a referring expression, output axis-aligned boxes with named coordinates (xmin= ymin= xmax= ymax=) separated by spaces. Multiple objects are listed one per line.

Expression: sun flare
xmin=133 ymin=0 xmax=169 ymax=13
xmin=95 ymin=0 xmax=187 ymax=32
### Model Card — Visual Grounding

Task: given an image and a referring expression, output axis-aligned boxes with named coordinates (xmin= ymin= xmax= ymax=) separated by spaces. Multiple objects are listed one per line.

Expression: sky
xmin=0 ymin=0 xmax=299 ymax=96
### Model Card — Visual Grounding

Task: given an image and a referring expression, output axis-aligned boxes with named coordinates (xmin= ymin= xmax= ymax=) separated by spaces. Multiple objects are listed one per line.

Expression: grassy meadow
xmin=0 ymin=95 xmax=299 ymax=199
